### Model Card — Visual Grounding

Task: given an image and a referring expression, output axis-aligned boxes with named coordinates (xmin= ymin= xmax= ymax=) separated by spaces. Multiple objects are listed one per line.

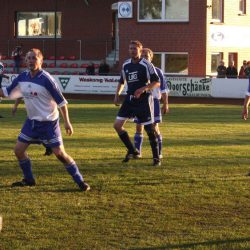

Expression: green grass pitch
xmin=0 ymin=100 xmax=249 ymax=250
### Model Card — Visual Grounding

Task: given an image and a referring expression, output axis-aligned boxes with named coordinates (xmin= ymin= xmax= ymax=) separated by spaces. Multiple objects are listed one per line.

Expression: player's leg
xmin=154 ymin=123 xmax=163 ymax=159
xmin=134 ymin=122 xmax=144 ymax=157
xmin=12 ymin=140 xmax=35 ymax=187
xmin=11 ymin=119 xmax=37 ymax=187
xmin=144 ymin=124 xmax=160 ymax=166
xmin=52 ymin=145 xmax=90 ymax=191
xmin=114 ymin=118 xmax=139 ymax=162
xmin=42 ymin=143 xmax=53 ymax=156
xmin=114 ymin=99 xmax=139 ymax=162
xmin=153 ymin=99 xmax=163 ymax=159
xmin=43 ymin=119 xmax=90 ymax=191
xmin=137 ymin=95 xmax=160 ymax=166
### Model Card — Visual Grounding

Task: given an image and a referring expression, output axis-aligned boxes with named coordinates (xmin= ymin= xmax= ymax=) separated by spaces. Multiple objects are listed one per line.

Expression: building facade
xmin=0 ymin=0 xmax=250 ymax=76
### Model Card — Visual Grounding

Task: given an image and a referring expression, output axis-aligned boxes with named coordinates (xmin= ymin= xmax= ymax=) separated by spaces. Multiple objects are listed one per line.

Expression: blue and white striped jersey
xmin=152 ymin=67 xmax=169 ymax=100
xmin=120 ymin=58 xmax=159 ymax=95
xmin=2 ymin=69 xmax=67 ymax=121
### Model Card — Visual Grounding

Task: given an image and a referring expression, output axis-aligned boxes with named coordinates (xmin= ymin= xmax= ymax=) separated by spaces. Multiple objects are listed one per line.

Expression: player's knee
xmin=14 ymin=146 xmax=25 ymax=159
xmin=113 ymin=121 xmax=122 ymax=133
xmin=54 ymin=149 xmax=68 ymax=164
xmin=136 ymin=124 xmax=144 ymax=134
xmin=144 ymin=124 xmax=157 ymax=140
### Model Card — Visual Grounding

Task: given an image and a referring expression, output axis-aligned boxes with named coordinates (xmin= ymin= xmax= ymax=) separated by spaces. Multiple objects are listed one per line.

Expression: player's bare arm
xmin=242 ymin=95 xmax=250 ymax=120
xmin=134 ymin=81 xmax=160 ymax=99
xmin=161 ymin=92 xmax=169 ymax=114
xmin=60 ymin=105 xmax=73 ymax=135
xmin=12 ymin=97 xmax=23 ymax=116
xmin=114 ymin=83 xmax=124 ymax=106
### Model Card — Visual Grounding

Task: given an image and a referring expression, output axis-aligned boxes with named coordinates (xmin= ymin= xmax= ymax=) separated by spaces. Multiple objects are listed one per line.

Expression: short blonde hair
xmin=142 ymin=48 xmax=154 ymax=60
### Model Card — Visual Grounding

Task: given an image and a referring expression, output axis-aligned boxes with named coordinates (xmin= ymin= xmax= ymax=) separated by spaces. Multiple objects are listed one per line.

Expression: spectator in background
xmin=216 ymin=60 xmax=226 ymax=78
xmin=0 ymin=53 xmax=9 ymax=86
xmin=226 ymin=61 xmax=238 ymax=78
xmin=12 ymin=45 xmax=23 ymax=74
xmin=98 ymin=59 xmax=110 ymax=75
xmin=0 ymin=53 xmax=10 ymax=118
xmin=239 ymin=60 xmax=247 ymax=78
xmin=86 ymin=62 xmax=95 ymax=75
xmin=244 ymin=61 xmax=250 ymax=78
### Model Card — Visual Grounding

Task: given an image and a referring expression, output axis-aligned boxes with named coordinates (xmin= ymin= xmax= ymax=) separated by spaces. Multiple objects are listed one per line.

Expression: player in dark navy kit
xmin=134 ymin=48 xmax=169 ymax=159
xmin=0 ymin=48 xmax=90 ymax=191
xmin=113 ymin=40 xmax=161 ymax=166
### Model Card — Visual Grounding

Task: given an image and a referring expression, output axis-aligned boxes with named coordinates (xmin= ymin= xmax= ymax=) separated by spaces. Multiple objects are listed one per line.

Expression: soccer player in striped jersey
xmin=113 ymin=40 xmax=161 ymax=166
xmin=12 ymin=98 xmax=53 ymax=156
xmin=134 ymin=48 xmax=169 ymax=159
xmin=0 ymin=48 xmax=90 ymax=191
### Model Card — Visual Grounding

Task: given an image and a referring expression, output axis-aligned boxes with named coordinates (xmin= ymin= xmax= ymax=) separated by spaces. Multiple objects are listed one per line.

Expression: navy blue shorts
xmin=116 ymin=94 xmax=154 ymax=125
xmin=134 ymin=98 xmax=161 ymax=124
xmin=18 ymin=118 xmax=63 ymax=147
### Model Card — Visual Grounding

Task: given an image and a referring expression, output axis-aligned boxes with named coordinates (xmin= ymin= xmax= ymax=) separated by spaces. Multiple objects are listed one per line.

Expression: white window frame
xmin=154 ymin=52 xmax=189 ymax=75
xmin=211 ymin=0 xmax=223 ymax=23
xmin=16 ymin=11 xmax=62 ymax=38
xmin=137 ymin=0 xmax=189 ymax=22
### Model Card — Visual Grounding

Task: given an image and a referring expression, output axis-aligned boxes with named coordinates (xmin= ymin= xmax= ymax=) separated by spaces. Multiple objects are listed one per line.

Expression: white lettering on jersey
xmin=128 ymin=71 xmax=138 ymax=83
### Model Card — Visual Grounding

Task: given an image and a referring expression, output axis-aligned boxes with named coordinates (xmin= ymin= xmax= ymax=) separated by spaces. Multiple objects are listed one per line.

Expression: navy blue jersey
xmin=119 ymin=58 xmax=159 ymax=95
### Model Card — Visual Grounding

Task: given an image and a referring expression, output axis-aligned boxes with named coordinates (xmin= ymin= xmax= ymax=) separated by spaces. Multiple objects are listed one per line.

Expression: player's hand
xmin=64 ymin=121 xmax=73 ymax=135
xmin=114 ymin=95 xmax=120 ymax=106
xmin=134 ymin=87 xmax=145 ymax=99
xmin=242 ymin=106 xmax=248 ymax=120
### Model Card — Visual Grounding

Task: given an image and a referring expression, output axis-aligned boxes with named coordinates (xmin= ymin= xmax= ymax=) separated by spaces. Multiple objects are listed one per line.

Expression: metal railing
xmin=0 ymin=38 xmax=114 ymax=62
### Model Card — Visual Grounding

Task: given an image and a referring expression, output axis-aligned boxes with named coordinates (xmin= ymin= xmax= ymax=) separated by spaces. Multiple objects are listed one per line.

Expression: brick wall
xmin=118 ymin=0 xmax=207 ymax=76
xmin=0 ymin=0 xmax=116 ymax=60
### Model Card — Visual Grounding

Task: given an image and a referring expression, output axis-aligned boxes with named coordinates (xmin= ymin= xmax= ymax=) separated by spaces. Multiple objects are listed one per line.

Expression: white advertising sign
xmin=166 ymin=77 xmax=212 ymax=97
xmin=2 ymin=74 xmax=249 ymax=99
xmin=55 ymin=75 xmax=127 ymax=95
xmin=211 ymin=78 xmax=248 ymax=98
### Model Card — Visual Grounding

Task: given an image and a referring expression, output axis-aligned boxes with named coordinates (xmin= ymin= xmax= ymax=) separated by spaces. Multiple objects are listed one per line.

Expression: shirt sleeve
xmin=147 ymin=61 xmax=159 ymax=83
xmin=156 ymin=68 xmax=169 ymax=94
xmin=45 ymin=75 xmax=68 ymax=107
xmin=2 ymin=74 xmax=22 ymax=99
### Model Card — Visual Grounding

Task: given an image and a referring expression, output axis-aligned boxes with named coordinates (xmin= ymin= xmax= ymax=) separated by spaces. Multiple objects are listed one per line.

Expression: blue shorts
xmin=134 ymin=98 xmax=162 ymax=124
xmin=117 ymin=93 xmax=154 ymax=125
xmin=18 ymin=118 xmax=63 ymax=147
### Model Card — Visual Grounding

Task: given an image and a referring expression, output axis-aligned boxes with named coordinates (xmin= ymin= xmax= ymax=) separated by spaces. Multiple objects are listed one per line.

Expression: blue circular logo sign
xmin=119 ymin=3 xmax=132 ymax=18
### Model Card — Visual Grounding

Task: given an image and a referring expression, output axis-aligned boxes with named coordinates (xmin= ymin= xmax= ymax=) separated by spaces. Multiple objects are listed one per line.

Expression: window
xmin=212 ymin=0 xmax=223 ymax=22
xmin=16 ymin=12 xmax=62 ymax=38
xmin=211 ymin=52 xmax=223 ymax=74
xmin=239 ymin=0 xmax=246 ymax=14
xmin=138 ymin=0 xmax=189 ymax=22
xmin=152 ymin=52 xmax=188 ymax=75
